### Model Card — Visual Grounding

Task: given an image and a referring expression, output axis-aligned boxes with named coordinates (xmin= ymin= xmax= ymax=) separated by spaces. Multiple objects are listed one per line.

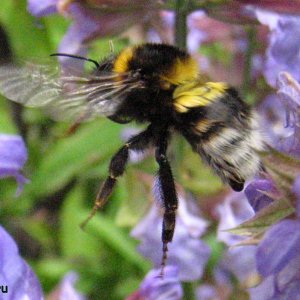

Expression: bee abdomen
xmin=197 ymin=114 xmax=264 ymax=191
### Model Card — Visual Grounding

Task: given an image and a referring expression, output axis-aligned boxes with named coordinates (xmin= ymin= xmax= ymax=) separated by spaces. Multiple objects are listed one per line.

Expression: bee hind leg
xmin=80 ymin=125 xmax=154 ymax=229
xmin=155 ymin=132 xmax=178 ymax=278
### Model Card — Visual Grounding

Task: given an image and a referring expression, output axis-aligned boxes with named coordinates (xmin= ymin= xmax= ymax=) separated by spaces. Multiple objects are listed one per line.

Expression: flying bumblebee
xmin=0 ymin=43 xmax=264 ymax=272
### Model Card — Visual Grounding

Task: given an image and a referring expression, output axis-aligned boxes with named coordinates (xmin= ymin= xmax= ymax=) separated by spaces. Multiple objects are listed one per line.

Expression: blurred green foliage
xmin=0 ymin=0 xmax=224 ymax=299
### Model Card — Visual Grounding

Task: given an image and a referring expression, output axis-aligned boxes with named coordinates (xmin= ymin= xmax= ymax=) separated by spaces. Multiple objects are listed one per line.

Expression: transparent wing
xmin=0 ymin=61 xmax=142 ymax=121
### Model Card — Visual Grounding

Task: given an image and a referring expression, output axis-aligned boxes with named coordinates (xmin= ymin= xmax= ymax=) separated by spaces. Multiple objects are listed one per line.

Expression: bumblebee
xmin=0 ymin=43 xmax=264 ymax=272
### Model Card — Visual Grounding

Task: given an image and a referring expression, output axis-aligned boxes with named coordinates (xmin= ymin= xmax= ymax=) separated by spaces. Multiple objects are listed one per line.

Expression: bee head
xmin=113 ymin=44 xmax=199 ymax=90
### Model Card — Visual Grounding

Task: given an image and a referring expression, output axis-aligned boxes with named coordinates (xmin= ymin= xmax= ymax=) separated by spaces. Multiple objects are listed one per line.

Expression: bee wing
xmin=0 ymin=61 xmax=141 ymax=121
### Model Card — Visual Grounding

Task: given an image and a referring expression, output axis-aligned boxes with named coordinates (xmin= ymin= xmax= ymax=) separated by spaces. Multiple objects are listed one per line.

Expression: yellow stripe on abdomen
xmin=173 ymin=82 xmax=229 ymax=113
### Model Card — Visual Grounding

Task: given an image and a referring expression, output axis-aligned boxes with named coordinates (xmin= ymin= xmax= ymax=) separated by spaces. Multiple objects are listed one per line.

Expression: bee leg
xmin=80 ymin=125 xmax=154 ymax=229
xmin=155 ymin=134 xmax=178 ymax=277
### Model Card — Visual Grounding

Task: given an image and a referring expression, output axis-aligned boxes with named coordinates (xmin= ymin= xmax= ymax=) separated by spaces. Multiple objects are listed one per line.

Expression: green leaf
xmin=0 ymin=101 xmax=17 ymax=133
xmin=21 ymin=219 xmax=54 ymax=251
xmin=25 ymin=120 xmax=122 ymax=197
xmin=261 ymin=146 xmax=300 ymax=196
xmin=59 ymin=185 xmax=102 ymax=260
xmin=115 ymin=170 xmax=149 ymax=227
xmin=227 ymin=197 xmax=295 ymax=237
xmin=179 ymin=148 xmax=223 ymax=196
xmin=115 ymin=277 xmax=141 ymax=300
xmin=0 ymin=0 xmax=53 ymax=59
xmin=84 ymin=210 xmax=150 ymax=273
xmin=35 ymin=258 xmax=72 ymax=292
xmin=199 ymin=42 xmax=232 ymax=66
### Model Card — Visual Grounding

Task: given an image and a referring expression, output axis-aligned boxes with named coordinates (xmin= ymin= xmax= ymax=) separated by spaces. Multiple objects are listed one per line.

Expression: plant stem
xmin=174 ymin=0 xmax=190 ymax=49
xmin=242 ymin=26 xmax=257 ymax=100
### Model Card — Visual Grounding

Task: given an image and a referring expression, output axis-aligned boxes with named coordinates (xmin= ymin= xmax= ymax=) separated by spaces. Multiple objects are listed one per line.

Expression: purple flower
xmin=27 ymin=0 xmax=57 ymax=17
xmin=152 ymin=10 xmax=208 ymax=54
xmin=221 ymin=246 xmax=258 ymax=285
xmin=195 ymin=284 xmax=218 ymax=300
xmin=248 ymin=1 xmax=300 ymax=14
xmin=216 ymin=192 xmax=254 ymax=246
xmin=126 ymin=266 xmax=183 ymax=300
xmin=256 ymin=219 xmax=300 ymax=277
xmin=249 ymin=253 xmax=300 ymax=300
xmin=28 ymin=0 xmax=161 ymax=57
xmin=48 ymin=272 xmax=86 ymax=300
xmin=245 ymin=179 xmax=276 ymax=212
xmin=276 ymin=71 xmax=300 ymax=154
xmin=131 ymin=193 xmax=210 ymax=282
xmin=195 ymin=265 xmax=233 ymax=300
xmin=0 ymin=134 xmax=28 ymax=195
xmin=0 ymin=225 xmax=43 ymax=299
xmin=255 ymin=174 xmax=300 ymax=277
xmin=207 ymin=2 xmax=300 ymax=25
xmin=258 ymin=94 xmax=294 ymax=151
xmin=256 ymin=10 xmax=300 ymax=88
xmin=216 ymin=192 xmax=260 ymax=288
xmin=250 ymin=174 xmax=300 ymax=299
xmin=294 ymin=175 xmax=300 ymax=214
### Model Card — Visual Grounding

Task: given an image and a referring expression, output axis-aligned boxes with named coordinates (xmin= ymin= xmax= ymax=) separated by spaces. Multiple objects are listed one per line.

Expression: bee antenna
xmin=50 ymin=53 xmax=100 ymax=68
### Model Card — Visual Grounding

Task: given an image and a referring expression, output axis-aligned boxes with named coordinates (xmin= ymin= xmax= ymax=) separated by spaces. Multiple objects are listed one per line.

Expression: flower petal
xmin=221 ymin=246 xmax=257 ymax=284
xmin=248 ymin=275 xmax=275 ymax=300
xmin=139 ymin=266 xmax=183 ymax=300
xmin=245 ymin=179 xmax=275 ymax=212
xmin=293 ymin=174 xmax=300 ymax=217
xmin=0 ymin=226 xmax=43 ymax=299
xmin=249 ymin=252 xmax=300 ymax=299
xmin=216 ymin=192 xmax=254 ymax=246
xmin=256 ymin=11 xmax=300 ymax=87
xmin=256 ymin=220 xmax=300 ymax=277
xmin=0 ymin=134 xmax=29 ymax=194
xmin=59 ymin=272 xmax=86 ymax=300
xmin=131 ymin=196 xmax=210 ymax=281
xmin=28 ymin=0 xmax=58 ymax=17
xmin=258 ymin=94 xmax=294 ymax=151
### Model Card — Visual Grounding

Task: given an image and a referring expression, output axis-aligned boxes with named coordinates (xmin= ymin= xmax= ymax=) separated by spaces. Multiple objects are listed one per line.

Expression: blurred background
xmin=1 ymin=1 xmax=299 ymax=299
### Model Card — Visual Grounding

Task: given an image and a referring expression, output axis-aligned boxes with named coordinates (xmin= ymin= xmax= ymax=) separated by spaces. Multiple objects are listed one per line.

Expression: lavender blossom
xmin=256 ymin=10 xmax=300 ymax=88
xmin=216 ymin=192 xmax=258 ymax=287
xmin=249 ymin=252 xmax=300 ymax=300
xmin=245 ymin=1 xmax=300 ymax=14
xmin=27 ymin=0 xmax=57 ymax=17
xmin=208 ymin=1 xmax=300 ymax=27
xmin=131 ymin=191 xmax=210 ymax=282
xmin=276 ymin=71 xmax=300 ymax=154
xmin=221 ymin=246 xmax=258 ymax=286
xmin=258 ymin=94 xmax=294 ymax=151
xmin=256 ymin=174 xmax=300 ymax=277
xmin=126 ymin=266 xmax=183 ymax=300
xmin=150 ymin=10 xmax=208 ymax=53
xmin=0 ymin=134 xmax=28 ymax=195
xmin=196 ymin=265 xmax=233 ymax=300
xmin=216 ymin=192 xmax=254 ymax=246
xmin=256 ymin=219 xmax=300 ymax=277
xmin=0 ymin=225 xmax=43 ymax=299
xmin=249 ymin=175 xmax=300 ymax=299
xmin=244 ymin=179 xmax=275 ymax=212
xmin=195 ymin=284 xmax=218 ymax=300
xmin=48 ymin=272 xmax=86 ymax=300
xmin=28 ymin=0 xmax=161 ymax=57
